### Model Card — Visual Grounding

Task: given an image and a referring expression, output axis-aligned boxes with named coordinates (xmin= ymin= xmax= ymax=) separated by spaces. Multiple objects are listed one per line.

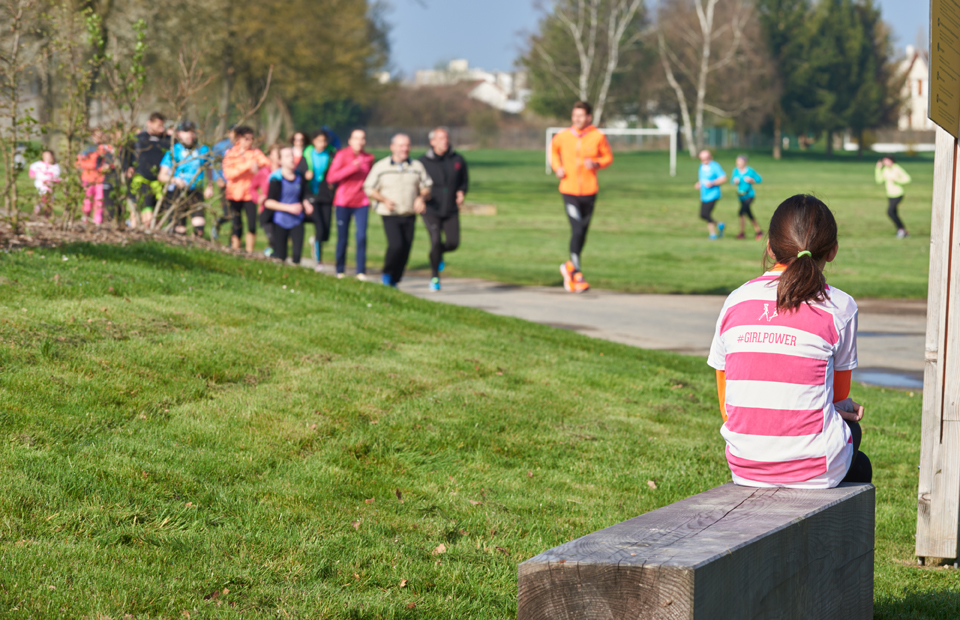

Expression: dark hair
xmin=290 ymin=131 xmax=307 ymax=145
xmin=572 ymin=101 xmax=593 ymax=115
xmin=764 ymin=194 xmax=838 ymax=312
xmin=234 ymin=126 xmax=254 ymax=138
xmin=885 ymin=155 xmax=897 ymax=163
xmin=42 ymin=148 xmax=56 ymax=162
xmin=311 ymin=129 xmax=329 ymax=143
xmin=149 ymin=112 xmax=165 ymax=123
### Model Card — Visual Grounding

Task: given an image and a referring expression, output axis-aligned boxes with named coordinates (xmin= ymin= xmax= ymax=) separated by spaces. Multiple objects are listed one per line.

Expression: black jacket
xmin=125 ymin=131 xmax=171 ymax=181
xmin=419 ymin=148 xmax=468 ymax=218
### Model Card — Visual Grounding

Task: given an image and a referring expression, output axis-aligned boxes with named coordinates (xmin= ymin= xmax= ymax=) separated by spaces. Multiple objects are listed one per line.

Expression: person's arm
xmin=595 ymin=135 xmax=614 ymax=169
xmin=264 ymin=178 xmax=303 ymax=214
xmin=875 ymin=166 xmax=885 ymax=185
xmin=729 ymin=170 xmax=740 ymax=186
xmin=716 ymin=370 xmax=728 ymax=422
xmin=896 ymin=165 xmax=912 ymax=185
xmin=551 ymin=134 xmax=565 ymax=178
xmin=157 ymin=150 xmax=173 ymax=183
xmin=456 ymin=157 xmax=469 ymax=206
xmin=366 ymin=188 xmax=395 ymax=211
xmin=222 ymin=151 xmax=246 ymax=182
xmin=325 ymin=152 xmax=352 ymax=184
xmin=751 ymin=170 xmax=762 ymax=185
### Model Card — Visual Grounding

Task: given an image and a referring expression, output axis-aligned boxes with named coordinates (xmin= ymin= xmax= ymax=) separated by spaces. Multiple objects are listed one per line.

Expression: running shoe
xmin=429 ymin=277 xmax=441 ymax=292
xmin=264 ymin=247 xmax=273 ymax=258
xmin=314 ymin=263 xmax=325 ymax=273
xmin=356 ymin=273 xmax=369 ymax=282
xmin=210 ymin=225 xmax=219 ymax=241
xmin=736 ymin=232 xmax=746 ymax=240
xmin=336 ymin=273 xmax=345 ymax=280
xmin=708 ymin=234 xmax=719 ymax=240
xmin=717 ymin=222 xmax=726 ymax=238
xmin=755 ymin=231 xmax=764 ymax=240
xmin=439 ymin=261 xmax=445 ymax=272
xmin=897 ymin=229 xmax=908 ymax=239
xmin=381 ymin=274 xmax=393 ymax=286
xmin=560 ymin=260 xmax=576 ymax=292
xmin=570 ymin=271 xmax=590 ymax=294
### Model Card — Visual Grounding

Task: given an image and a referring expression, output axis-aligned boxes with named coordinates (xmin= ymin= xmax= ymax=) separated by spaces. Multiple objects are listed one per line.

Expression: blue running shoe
xmin=708 ymin=234 xmax=719 ymax=240
xmin=439 ymin=261 xmax=445 ymax=272
xmin=429 ymin=277 xmax=441 ymax=292
xmin=717 ymin=222 xmax=726 ymax=238
xmin=381 ymin=273 xmax=393 ymax=286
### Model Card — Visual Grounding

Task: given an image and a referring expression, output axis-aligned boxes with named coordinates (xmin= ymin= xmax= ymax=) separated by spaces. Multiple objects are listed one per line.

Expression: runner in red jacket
xmin=326 ymin=129 xmax=375 ymax=279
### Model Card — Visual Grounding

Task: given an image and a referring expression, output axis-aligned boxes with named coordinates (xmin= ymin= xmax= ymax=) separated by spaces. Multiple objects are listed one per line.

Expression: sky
xmin=386 ymin=0 xmax=927 ymax=79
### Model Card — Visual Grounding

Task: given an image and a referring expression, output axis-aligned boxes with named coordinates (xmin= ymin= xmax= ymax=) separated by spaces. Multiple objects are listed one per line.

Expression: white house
xmin=899 ymin=45 xmax=934 ymax=131
xmin=414 ymin=59 xmax=529 ymax=114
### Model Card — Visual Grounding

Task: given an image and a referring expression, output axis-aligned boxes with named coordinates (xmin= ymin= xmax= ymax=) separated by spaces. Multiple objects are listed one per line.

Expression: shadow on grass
xmin=875 ymin=589 xmax=960 ymax=619
xmin=61 ymin=240 xmax=242 ymax=275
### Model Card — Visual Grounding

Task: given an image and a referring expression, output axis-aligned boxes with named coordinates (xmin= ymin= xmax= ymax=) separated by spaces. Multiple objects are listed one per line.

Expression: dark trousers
xmin=562 ymin=193 xmax=596 ymax=257
xmin=382 ymin=215 xmax=417 ymax=284
xmin=700 ymin=199 xmax=718 ymax=223
xmin=229 ymin=200 xmax=256 ymax=238
xmin=335 ymin=206 xmax=368 ymax=275
xmin=841 ymin=420 xmax=873 ymax=484
xmin=421 ymin=212 xmax=460 ymax=278
xmin=888 ymin=196 xmax=905 ymax=230
xmin=311 ymin=200 xmax=333 ymax=260
xmin=272 ymin=223 xmax=305 ymax=264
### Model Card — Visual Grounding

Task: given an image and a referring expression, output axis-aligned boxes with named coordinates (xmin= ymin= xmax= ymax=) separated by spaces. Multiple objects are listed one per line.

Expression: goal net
xmin=545 ymin=127 xmax=678 ymax=177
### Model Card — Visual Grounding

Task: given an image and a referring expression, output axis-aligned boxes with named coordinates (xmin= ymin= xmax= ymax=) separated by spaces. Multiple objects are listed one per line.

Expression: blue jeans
xmin=335 ymin=206 xmax=368 ymax=275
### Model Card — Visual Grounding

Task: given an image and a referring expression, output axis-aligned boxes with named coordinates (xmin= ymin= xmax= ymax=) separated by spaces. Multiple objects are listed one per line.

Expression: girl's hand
xmin=835 ymin=398 xmax=864 ymax=423
xmin=305 ymin=171 xmax=314 ymax=181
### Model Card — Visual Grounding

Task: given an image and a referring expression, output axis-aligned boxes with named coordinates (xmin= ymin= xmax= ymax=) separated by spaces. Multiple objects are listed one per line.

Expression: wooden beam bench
xmin=518 ymin=483 xmax=874 ymax=619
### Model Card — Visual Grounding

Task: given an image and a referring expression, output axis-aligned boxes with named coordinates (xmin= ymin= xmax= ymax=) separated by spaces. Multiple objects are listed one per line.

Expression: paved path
xmin=394 ymin=276 xmax=926 ymax=389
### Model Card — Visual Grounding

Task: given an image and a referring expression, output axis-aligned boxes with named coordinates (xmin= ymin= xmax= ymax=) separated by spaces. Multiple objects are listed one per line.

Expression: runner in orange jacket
xmin=550 ymin=101 xmax=613 ymax=293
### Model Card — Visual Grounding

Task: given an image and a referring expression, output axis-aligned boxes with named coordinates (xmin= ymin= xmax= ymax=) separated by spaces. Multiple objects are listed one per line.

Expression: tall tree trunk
xmin=857 ymin=129 xmax=864 ymax=159
xmin=216 ymin=49 xmax=234 ymax=140
xmin=773 ymin=112 xmax=782 ymax=160
xmin=825 ymin=130 xmax=833 ymax=156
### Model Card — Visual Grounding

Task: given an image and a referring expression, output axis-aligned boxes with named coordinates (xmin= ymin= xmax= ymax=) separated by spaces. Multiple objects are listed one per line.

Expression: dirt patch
xmin=0 ymin=219 xmax=269 ymax=261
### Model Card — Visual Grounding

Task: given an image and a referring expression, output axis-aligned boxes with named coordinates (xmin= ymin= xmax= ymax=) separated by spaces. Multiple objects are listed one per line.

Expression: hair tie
xmin=797 ymin=250 xmax=812 ymax=258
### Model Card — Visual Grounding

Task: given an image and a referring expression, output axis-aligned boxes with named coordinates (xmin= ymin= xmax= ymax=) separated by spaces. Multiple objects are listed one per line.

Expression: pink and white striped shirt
xmin=708 ymin=270 xmax=858 ymax=489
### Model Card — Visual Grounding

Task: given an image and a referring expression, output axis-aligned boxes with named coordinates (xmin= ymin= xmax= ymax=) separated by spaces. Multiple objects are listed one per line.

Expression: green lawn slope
xmin=0 ymin=243 xmax=954 ymax=618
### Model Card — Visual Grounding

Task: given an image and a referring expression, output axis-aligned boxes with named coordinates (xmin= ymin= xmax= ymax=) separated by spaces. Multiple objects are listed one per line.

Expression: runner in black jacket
xmin=124 ymin=112 xmax=171 ymax=225
xmin=418 ymin=127 xmax=468 ymax=292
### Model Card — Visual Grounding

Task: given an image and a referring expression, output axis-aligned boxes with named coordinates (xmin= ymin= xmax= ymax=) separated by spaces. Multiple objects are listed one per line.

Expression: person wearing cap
xmin=157 ymin=121 xmax=214 ymax=236
xmin=125 ymin=112 xmax=171 ymax=225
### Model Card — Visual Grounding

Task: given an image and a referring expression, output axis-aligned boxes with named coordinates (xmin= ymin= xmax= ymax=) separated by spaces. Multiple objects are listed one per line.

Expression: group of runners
xmin=29 ymin=114 xmax=469 ymax=290
xmin=547 ymin=102 xmax=915 ymax=294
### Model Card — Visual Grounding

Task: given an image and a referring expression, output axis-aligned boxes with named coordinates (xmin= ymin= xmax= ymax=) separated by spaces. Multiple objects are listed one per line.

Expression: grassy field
xmin=0 ymin=242 xmax=956 ymax=618
xmin=10 ymin=147 xmax=934 ymax=297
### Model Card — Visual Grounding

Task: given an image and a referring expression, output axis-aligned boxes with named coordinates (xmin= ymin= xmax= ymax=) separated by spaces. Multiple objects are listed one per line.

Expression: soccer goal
xmin=545 ymin=127 xmax=678 ymax=177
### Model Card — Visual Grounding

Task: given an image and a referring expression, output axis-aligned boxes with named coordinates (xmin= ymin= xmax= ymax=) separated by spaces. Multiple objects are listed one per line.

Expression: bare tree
xmin=529 ymin=0 xmax=644 ymax=125
xmin=657 ymin=0 xmax=773 ymax=156
xmin=0 ymin=0 xmax=40 ymax=234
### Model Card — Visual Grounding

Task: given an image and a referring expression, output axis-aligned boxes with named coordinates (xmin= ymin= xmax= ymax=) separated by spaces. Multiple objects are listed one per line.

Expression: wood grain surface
xmin=518 ymin=483 xmax=874 ymax=620
xmin=917 ymin=127 xmax=960 ymax=560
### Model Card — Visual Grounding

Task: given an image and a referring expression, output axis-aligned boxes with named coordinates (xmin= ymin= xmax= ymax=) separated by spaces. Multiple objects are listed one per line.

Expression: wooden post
xmin=916 ymin=126 xmax=960 ymax=562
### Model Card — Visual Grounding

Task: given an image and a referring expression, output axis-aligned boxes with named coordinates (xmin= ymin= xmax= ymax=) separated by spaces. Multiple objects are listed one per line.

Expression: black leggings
xmin=887 ymin=196 xmax=905 ymax=230
xmin=272 ymin=223 xmax=304 ymax=264
xmin=562 ymin=193 xmax=596 ymax=269
xmin=841 ymin=420 xmax=872 ymax=484
xmin=700 ymin=200 xmax=718 ymax=223
xmin=382 ymin=215 xmax=416 ymax=284
xmin=229 ymin=200 xmax=257 ymax=237
xmin=738 ymin=197 xmax=756 ymax=221
xmin=421 ymin=212 xmax=460 ymax=278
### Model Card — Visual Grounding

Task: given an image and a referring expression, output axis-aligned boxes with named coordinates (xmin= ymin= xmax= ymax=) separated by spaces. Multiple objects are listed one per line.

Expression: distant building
xmin=414 ymin=59 xmax=529 ymax=114
xmin=899 ymin=45 xmax=934 ymax=131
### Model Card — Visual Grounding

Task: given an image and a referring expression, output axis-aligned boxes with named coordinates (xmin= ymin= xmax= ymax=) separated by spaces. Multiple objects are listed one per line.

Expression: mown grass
xmin=10 ymin=147 xmax=933 ymax=297
xmin=0 ymin=242 xmax=955 ymax=618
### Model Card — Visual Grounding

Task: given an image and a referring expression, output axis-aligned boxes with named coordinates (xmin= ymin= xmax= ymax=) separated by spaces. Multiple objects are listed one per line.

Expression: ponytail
xmin=764 ymin=195 xmax=838 ymax=312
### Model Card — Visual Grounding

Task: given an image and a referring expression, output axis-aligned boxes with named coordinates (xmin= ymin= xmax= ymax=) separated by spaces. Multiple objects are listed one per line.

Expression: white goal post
xmin=545 ymin=127 xmax=677 ymax=177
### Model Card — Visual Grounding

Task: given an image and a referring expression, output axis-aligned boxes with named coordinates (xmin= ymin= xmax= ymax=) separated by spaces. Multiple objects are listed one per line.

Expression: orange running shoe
xmin=570 ymin=271 xmax=590 ymax=293
xmin=560 ymin=260 xmax=576 ymax=292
